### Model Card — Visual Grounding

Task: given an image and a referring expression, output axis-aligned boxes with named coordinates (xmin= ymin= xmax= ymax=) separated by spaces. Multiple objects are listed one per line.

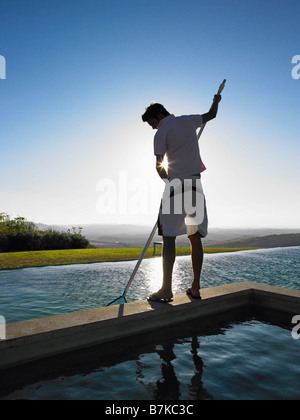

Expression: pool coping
xmin=1 ymin=281 xmax=300 ymax=370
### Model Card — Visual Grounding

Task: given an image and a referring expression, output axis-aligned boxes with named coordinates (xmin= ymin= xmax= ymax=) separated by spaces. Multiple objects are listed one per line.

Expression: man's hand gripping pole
xmin=197 ymin=79 xmax=226 ymax=140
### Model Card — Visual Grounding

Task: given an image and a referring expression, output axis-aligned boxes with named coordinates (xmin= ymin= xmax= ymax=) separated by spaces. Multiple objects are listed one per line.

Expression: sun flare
xmin=160 ymin=158 xmax=168 ymax=171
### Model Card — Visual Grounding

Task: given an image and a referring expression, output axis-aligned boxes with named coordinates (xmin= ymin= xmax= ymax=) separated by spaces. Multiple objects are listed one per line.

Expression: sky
xmin=0 ymin=0 xmax=299 ymax=229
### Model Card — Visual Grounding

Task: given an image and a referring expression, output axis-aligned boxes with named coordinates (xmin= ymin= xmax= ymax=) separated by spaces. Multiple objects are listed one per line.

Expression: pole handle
xmin=197 ymin=79 xmax=226 ymax=140
xmin=217 ymin=79 xmax=226 ymax=95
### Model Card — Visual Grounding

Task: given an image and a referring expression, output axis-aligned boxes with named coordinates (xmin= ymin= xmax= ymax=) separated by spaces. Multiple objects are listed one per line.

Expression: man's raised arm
xmin=201 ymin=94 xmax=222 ymax=124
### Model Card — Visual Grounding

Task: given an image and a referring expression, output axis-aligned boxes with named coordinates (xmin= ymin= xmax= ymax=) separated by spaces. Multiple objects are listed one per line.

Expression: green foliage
xmin=0 ymin=213 xmax=90 ymax=252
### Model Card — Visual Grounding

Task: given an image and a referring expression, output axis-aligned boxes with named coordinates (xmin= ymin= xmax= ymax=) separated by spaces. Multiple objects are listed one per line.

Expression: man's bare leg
xmin=149 ymin=236 xmax=176 ymax=300
xmin=187 ymin=232 xmax=204 ymax=298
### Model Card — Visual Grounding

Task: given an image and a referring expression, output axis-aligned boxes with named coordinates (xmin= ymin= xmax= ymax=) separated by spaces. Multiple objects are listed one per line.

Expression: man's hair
xmin=142 ymin=103 xmax=170 ymax=122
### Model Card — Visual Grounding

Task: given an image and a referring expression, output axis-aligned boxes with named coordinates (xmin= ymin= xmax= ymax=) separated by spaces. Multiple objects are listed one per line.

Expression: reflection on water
xmin=135 ymin=337 xmax=212 ymax=401
xmin=145 ymin=257 xmax=164 ymax=294
xmin=1 ymin=309 xmax=299 ymax=400
xmin=143 ymin=337 xmax=213 ymax=400
xmin=0 ymin=247 xmax=300 ymax=323
xmin=1 ymin=248 xmax=300 ymax=400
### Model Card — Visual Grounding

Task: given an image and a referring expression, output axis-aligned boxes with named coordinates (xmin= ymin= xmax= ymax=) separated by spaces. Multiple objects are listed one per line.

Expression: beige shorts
xmin=157 ymin=176 xmax=208 ymax=238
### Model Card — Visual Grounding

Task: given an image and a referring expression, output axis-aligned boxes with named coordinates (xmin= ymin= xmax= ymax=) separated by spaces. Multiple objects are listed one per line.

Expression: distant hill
xmin=204 ymin=233 xmax=300 ymax=249
xmin=36 ymin=223 xmax=300 ymax=249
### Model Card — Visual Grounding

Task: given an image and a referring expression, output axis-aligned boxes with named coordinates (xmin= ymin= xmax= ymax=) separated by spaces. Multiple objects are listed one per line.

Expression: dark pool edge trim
xmin=1 ymin=281 xmax=300 ymax=370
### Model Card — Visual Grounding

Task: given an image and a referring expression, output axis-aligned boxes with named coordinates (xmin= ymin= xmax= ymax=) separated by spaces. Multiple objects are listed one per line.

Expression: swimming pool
xmin=1 ymin=307 xmax=299 ymax=400
xmin=1 ymin=247 xmax=300 ymax=323
xmin=0 ymin=247 xmax=300 ymax=400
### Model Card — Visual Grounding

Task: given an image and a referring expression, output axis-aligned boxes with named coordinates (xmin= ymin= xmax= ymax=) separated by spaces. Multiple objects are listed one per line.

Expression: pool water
xmin=0 ymin=247 xmax=300 ymax=323
xmin=1 ymin=310 xmax=299 ymax=400
xmin=0 ymin=247 xmax=300 ymax=400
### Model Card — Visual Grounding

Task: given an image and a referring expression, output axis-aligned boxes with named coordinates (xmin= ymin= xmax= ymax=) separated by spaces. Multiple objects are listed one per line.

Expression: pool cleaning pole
xmin=123 ymin=222 xmax=158 ymax=300
xmin=106 ymin=222 xmax=158 ymax=306
xmin=197 ymin=79 xmax=226 ymax=140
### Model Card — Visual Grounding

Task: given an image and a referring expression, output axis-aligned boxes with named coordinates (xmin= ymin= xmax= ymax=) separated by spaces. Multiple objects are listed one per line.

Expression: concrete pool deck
xmin=1 ymin=281 xmax=300 ymax=370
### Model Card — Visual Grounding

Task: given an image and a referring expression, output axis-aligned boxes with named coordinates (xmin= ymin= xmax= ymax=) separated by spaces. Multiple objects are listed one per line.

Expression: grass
xmin=0 ymin=247 xmax=259 ymax=271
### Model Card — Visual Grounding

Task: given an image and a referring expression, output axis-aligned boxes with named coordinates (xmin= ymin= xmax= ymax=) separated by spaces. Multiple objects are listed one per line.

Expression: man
xmin=142 ymin=94 xmax=221 ymax=302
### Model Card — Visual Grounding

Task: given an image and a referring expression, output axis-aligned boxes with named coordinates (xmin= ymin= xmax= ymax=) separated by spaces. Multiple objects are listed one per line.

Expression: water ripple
xmin=0 ymin=247 xmax=299 ymax=323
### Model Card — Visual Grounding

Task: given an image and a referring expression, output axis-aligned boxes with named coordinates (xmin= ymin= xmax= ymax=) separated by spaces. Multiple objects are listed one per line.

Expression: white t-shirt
xmin=153 ymin=114 xmax=206 ymax=180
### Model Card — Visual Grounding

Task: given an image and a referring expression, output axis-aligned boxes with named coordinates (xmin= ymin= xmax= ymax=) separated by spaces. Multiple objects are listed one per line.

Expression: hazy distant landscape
xmin=37 ymin=223 xmax=300 ymax=249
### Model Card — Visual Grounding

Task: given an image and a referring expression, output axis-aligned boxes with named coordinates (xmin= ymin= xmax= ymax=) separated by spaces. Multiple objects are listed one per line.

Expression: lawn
xmin=0 ymin=247 xmax=259 ymax=270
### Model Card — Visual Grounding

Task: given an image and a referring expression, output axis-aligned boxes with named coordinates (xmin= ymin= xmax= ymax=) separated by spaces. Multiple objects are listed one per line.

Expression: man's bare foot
xmin=186 ymin=287 xmax=201 ymax=300
xmin=147 ymin=289 xmax=173 ymax=303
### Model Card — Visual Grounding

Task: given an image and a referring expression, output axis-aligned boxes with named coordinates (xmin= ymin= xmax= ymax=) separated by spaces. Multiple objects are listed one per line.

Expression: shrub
xmin=70 ymin=233 xmax=90 ymax=249
xmin=0 ymin=213 xmax=90 ymax=252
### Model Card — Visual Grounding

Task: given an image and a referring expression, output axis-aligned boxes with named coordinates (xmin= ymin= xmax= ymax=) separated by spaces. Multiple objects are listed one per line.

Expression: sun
xmin=160 ymin=157 xmax=168 ymax=171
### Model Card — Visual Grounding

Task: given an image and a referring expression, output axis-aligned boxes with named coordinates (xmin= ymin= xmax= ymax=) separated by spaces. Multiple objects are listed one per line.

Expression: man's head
xmin=142 ymin=103 xmax=170 ymax=129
